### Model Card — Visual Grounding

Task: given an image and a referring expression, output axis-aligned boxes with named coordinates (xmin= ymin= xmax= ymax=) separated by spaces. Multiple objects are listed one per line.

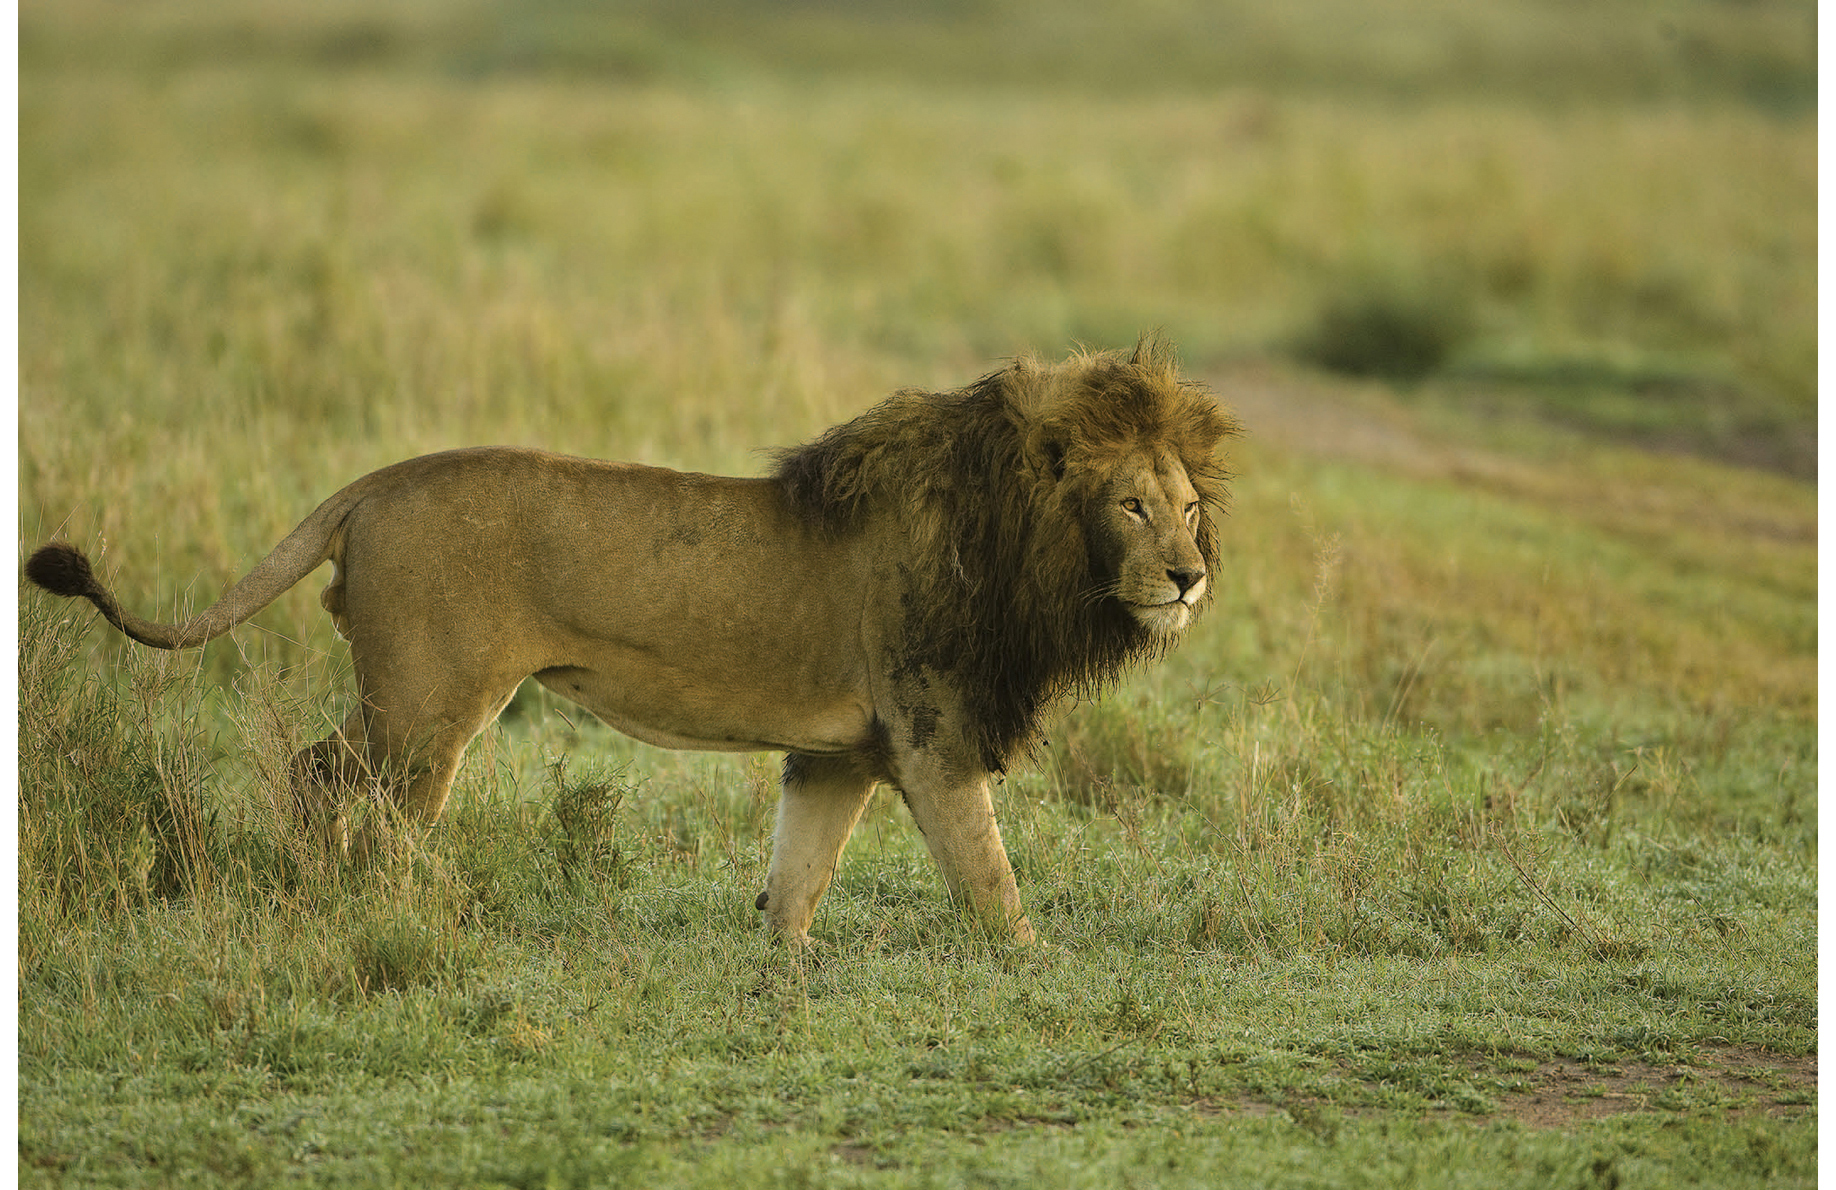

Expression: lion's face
xmin=1088 ymin=448 xmax=1210 ymax=637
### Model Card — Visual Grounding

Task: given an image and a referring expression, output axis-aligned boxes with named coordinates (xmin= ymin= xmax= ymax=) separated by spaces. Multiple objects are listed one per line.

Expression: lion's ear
xmin=1044 ymin=438 xmax=1067 ymax=482
xmin=1026 ymin=430 xmax=1068 ymax=484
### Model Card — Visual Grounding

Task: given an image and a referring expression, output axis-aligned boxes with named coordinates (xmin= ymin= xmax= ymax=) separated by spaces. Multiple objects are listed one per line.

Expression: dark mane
xmin=772 ymin=338 xmax=1239 ymax=771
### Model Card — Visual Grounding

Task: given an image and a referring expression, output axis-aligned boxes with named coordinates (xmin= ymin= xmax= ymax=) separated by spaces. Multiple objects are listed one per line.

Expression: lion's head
xmin=775 ymin=337 xmax=1239 ymax=771
xmin=1077 ymin=441 xmax=1210 ymax=636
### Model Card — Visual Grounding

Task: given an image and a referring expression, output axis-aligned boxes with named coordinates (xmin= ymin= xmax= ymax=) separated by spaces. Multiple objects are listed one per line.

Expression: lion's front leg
xmin=758 ymin=752 xmax=878 ymax=946
xmin=898 ymin=767 xmax=1036 ymax=945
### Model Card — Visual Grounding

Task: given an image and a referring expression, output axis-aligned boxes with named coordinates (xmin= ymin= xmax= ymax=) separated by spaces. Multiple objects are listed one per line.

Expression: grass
xmin=16 ymin=0 xmax=1816 ymax=1185
xmin=17 ymin=563 xmax=1819 ymax=1184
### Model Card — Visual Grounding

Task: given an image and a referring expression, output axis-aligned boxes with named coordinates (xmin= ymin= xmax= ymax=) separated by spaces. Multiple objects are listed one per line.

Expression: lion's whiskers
xmin=1078 ymin=580 xmax=1126 ymax=610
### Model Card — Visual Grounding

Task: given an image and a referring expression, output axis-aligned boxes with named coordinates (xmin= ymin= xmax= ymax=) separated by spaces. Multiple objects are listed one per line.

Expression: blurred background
xmin=21 ymin=0 xmax=1815 ymax=478
xmin=17 ymin=0 xmax=1816 ymax=752
xmin=15 ymin=6 xmax=1819 ymax=1174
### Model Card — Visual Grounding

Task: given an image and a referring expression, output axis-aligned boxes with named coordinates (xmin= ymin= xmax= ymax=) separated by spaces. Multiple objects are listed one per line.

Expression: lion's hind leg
xmin=289 ymin=708 xmax=374 ymax=856
xmin=362 ymin=678 xmax=526 ymax=824
xmin=758 ymin=753 xmax=879 ymax=946
xmin=298 ymin=666 xmax=524 ymax=862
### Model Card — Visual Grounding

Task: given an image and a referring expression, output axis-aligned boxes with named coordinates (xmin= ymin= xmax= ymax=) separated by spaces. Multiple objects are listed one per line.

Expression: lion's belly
xmin=532 ymin=661 xmax=872 ymax=756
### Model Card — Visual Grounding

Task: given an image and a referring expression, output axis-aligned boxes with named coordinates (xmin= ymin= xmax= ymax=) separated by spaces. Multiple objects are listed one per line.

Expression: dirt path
xmin=1209 ymin=362 xmax=1450 ymax=474
xmin=1212 ymin=359 xmax=1817 ymax=484
xmin=1206 ymin=360 xmax=1817 ymax=549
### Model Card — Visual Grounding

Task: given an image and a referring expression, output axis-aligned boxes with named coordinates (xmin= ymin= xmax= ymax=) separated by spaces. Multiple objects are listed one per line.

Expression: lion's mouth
xmin=1127 ymin=600 xmax=1192 ymax=634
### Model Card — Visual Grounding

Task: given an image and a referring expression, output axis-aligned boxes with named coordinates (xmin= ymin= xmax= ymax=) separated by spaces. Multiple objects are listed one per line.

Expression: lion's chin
xmin=1128 ymin=601 xmax=1191 ymax=636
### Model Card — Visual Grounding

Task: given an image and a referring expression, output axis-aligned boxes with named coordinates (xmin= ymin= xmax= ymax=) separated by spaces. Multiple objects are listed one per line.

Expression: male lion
xmin=26 ymin=340 xmax=1238 ymax=945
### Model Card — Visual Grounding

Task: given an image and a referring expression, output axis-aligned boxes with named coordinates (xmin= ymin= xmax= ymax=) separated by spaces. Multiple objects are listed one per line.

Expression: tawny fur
xmin=775 ymin=336 xmax=1238 ymax=769
xmin=25 ymin=338 xmax=1239 ymax=946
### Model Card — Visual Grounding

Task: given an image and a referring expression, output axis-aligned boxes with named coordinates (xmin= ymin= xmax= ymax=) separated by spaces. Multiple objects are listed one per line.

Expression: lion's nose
xmin=1168 ymin=567 xmax=1205 ymax=596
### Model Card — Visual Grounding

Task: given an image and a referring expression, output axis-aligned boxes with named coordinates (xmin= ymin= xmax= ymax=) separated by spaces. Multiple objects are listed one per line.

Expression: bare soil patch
xmin=1489 ymin=1048 xmax=1816 ymax=1128
xmin=1195 ymin=1047 xmax=1815 ymax=1129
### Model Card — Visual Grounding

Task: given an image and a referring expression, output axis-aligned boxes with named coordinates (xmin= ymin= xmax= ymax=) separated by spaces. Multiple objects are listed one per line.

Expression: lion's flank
xmin=773 ymin=337 xmax=1240 ymax=771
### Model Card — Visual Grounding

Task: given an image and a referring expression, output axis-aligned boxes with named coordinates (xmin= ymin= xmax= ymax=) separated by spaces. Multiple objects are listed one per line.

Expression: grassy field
xmin=17 ymin=1 xmax=1816 ymax=1185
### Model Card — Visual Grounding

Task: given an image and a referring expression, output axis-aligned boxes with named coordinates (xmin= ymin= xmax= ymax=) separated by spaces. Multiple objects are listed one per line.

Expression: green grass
xmin=17 ymin=578 xmax=1819 ymax=1184
xmin=17 ymin=1 xmax=1816 ymax=1185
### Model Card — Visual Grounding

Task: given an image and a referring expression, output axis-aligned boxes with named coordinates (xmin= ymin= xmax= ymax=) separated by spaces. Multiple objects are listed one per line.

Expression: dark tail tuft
xmin=25 ymin=542 xmax=102 ymax=600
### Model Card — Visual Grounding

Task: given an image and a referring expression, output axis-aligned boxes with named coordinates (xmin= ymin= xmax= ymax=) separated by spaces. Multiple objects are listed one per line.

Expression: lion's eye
xmin=1121 ymin=497 xmax=1145 ymax=520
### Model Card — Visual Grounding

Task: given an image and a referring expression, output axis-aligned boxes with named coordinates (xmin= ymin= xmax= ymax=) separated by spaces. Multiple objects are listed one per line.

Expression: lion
xmin=25 ymin=339 xmax=1239 ymax=945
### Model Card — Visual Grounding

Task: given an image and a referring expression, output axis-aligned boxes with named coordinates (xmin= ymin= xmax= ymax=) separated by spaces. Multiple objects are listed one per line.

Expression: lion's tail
xmin=26 ymin=484 xmax=364 ymax=651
